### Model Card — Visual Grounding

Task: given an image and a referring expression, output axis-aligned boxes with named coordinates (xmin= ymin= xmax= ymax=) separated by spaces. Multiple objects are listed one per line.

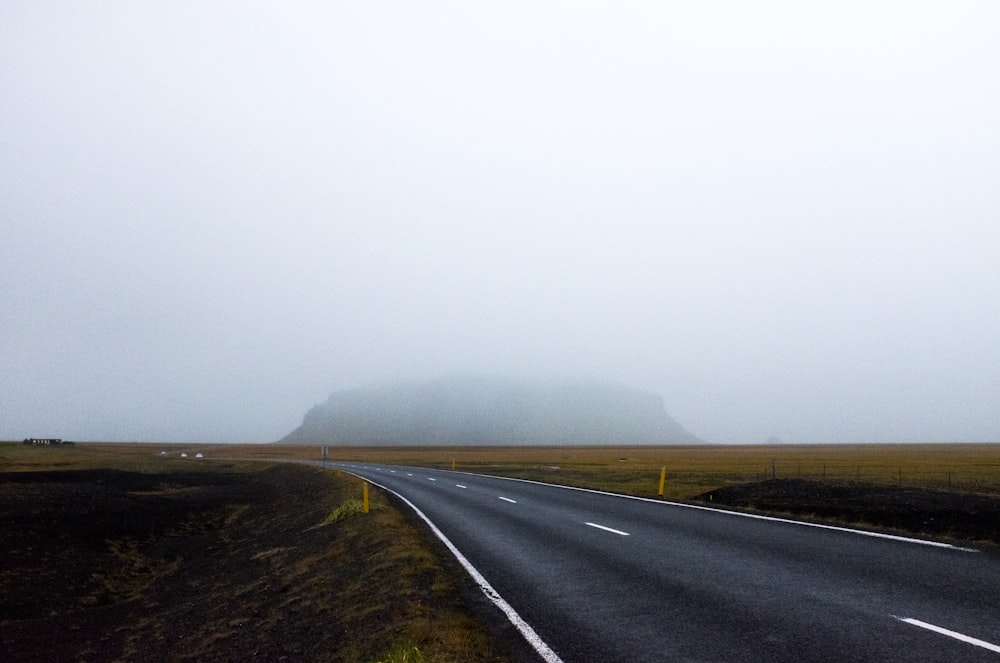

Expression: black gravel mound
xmin=693 ymin=478 xmax=1000 ymax=546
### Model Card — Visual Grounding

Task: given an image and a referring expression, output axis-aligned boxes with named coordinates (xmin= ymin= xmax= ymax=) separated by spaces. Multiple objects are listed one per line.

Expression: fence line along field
xmin=8 ymin=442 xmax=999 ymax=501
xmin=197 ymin=442 xmax=1000 ymax=500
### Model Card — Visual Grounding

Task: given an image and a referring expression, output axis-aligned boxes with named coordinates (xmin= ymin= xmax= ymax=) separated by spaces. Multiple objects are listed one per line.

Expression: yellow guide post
xmin=658 ymin=466 xmax=666 ymax=496
xmin=363 ymin=482 xmax=369 ymax=513
xmin=452 ymin=457 xmax=456 ymax=471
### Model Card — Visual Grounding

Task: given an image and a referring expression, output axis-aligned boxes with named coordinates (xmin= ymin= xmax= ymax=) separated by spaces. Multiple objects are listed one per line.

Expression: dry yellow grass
xmin=0 ymin=441 xmax=267 ymax=474
xmin=8 ymin=440 xmax=998 ymax=499
xmin=209 ymin=442 xmax=1000 ymax=499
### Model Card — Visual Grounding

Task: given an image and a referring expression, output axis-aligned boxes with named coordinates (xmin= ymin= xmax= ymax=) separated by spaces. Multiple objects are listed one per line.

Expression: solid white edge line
xmin=343 ymin=471 xmax=565 ymax=663
xmin=449 ymin=471 xmax=978 ymax=552
xmin=586 ymin=522 xmax=630 ymax=536
xmin=499 ymin=496 xmax=517 ymax=503
xmin=343 ymin=463 xmax=973 ymax=550
xmin=895 ymin=617 xmax=1000 ymax=653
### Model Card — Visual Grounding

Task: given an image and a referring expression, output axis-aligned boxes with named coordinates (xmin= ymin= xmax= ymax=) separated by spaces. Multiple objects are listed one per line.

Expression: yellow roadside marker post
xmin=363 ymin=482 xmax=369 ymax=513
xmin=658 ymin=466 xmax=666 ymax=496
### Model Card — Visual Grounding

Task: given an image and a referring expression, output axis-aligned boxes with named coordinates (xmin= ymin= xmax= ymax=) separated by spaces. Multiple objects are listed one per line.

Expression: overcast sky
xmin=2 ymin=1 xmax=998 ymax=444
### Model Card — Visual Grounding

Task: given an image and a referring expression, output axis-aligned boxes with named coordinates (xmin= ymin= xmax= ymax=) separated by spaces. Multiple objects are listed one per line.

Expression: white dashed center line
xmin=499 ymin=496 xmax=518 ymax=503
xmin=428 ymin=477 xmax=437 ymax=481
xmin=586 ymin=522 xmax=630 ymax=536
xmin=406 ymin=473 xmax=414 ymax=476
xmin=895 ymin=617 xmax=1000 ymax=653
xmin=456 ymin=484 xmax=467 ymax=489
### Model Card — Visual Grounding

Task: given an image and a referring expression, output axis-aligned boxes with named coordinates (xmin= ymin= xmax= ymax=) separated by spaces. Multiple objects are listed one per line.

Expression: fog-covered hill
xmin=279 ymin=376 xmax=703 ymax=445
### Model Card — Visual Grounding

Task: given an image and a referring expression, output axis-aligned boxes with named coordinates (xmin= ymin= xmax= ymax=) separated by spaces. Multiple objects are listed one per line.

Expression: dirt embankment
xmin=694 ymin=478 xmax=1000 ymax=546
xmin=0 ymin=464 xmax=514 ymax=662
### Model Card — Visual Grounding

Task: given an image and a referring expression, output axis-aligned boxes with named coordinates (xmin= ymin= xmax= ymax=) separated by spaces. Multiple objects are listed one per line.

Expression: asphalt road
xmin=335 ymin=462 xmax=1000 ymax=663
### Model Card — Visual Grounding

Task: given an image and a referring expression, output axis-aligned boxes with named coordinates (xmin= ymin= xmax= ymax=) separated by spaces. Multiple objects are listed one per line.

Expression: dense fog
xmin=3 ymin=2 xmax=999 ymax=443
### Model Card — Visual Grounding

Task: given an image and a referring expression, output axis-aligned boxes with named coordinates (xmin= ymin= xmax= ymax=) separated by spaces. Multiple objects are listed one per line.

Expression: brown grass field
xmin=202 ymin=441 xmax=1000 ymax=499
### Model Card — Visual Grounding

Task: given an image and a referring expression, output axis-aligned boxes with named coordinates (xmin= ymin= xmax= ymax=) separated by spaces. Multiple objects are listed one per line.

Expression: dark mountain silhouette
xmin=279 ymin=375 xmax=704 ymax=445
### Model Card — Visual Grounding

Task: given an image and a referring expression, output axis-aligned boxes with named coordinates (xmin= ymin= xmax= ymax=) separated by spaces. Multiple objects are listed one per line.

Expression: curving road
xmin=333 ymin=462 xmax=1000 ymax=663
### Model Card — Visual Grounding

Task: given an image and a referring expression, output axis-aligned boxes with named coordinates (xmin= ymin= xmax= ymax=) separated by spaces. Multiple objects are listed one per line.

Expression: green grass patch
xmin=317 ymin=497 xmax=366 ymax=526
xmin=371 ymin=643 xmax=428 ymax=663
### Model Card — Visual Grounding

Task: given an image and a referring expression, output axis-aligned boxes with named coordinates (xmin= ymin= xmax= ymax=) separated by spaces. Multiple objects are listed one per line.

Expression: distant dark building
xmin=22 ymin=438 xmax=71 ymax=446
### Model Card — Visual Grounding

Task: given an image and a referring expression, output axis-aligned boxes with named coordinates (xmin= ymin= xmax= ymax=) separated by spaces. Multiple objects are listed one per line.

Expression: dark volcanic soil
xmin=693 ymin=478 xmax=1000 ymax=546
xmin=0 ymin=464 xmax=512 ymax=662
